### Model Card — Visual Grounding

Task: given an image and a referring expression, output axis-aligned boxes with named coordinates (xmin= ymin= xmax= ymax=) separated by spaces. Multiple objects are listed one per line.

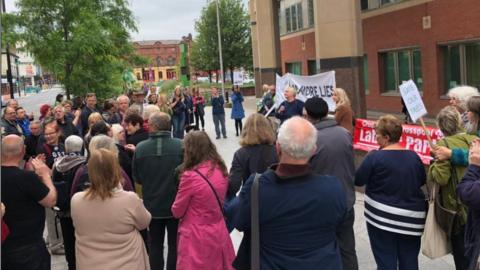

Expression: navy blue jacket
xmin=233 ymin=165 xmax=346 ymax=270
xmin=211 ymin=95 xmax=225 ymax=115
xmin=276 ymin=99 xmax=305 ymax=123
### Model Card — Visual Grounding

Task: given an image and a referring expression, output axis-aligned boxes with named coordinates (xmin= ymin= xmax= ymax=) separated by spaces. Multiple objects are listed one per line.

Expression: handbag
xmin=194 ymin=170 xmax=228 ymax=223
xmin=251 ymin=173 xmax=261 ymax=270
xmin=434 ymin=139 xmax=460 ymax=236
xmin=421 ymin=183 xmax=452 ymax=258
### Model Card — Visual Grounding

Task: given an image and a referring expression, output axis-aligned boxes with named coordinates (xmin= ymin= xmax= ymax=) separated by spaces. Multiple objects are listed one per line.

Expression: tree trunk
xmin=230 ymin=67 xmax=234 ymax=87
xmin=208 ymin=71 xmax=212 ymax=83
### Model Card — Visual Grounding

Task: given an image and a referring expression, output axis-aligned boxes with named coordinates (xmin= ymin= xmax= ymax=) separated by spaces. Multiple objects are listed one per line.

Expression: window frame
xmin=284 ymin=2 xmax=304 ymax=34
xmin=441 ymin=40 xmax=480 ymax=93
xmin=380 ymin=47 xmax=422 ymax=93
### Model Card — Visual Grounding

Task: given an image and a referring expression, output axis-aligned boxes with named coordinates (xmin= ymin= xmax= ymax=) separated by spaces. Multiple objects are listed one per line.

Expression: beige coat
xmin=71 ymin=190 xmax=151 ymax=270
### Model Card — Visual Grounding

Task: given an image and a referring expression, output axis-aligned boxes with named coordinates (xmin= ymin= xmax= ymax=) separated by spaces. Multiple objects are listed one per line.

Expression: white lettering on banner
xmin=275 ymin=71 xmax=336 ymax=112
xmin=399 ymin=80 xmax=427 ymax=123
xmin=360 ymin=128 xmax=377 ymax=144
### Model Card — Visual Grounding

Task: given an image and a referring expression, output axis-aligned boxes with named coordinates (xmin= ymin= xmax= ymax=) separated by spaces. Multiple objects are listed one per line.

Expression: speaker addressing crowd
xmin=1 ymin=84 xmax=480 ymax=270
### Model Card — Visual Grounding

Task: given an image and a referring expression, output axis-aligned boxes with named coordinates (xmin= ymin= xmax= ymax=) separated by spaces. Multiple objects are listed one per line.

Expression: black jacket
xmin=57 ymin=118 xmax=79 ymax=140
xmin=80 ymin=106 xmax=99 ymax=136
xmin=25 ymin=134 xmax=41 ymax=160
xmin=126 ymin=128 xmax=149 ymax=146
xmin=0 ymin=118 xmax=23 ymax=137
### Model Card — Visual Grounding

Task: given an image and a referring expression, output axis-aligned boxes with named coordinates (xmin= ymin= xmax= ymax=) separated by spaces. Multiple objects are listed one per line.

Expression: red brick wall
xmin=133 ymin=43 xmax=180 ymax=66
xmin=280 ymin=31 xmax=316 ymax=75
xmin=363 ymin=0 xmax=480 ymax=117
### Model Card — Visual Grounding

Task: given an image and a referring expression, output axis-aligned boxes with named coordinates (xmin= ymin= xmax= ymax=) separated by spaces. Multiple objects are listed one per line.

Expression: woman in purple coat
xmin=457 ymin=139 xmax=480 ymax=270
xmin=171 ymin=131 xmax=235 ymax=270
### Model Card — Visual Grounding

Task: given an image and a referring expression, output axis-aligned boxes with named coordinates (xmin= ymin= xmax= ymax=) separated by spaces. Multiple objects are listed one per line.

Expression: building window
xmin=308 ymin=0 xmax=314 ymax=26
xmin=362 ymin=0 xmax=401 ymax=11
xmin=308 ymin=60 xmax=316 ymax=75
xmin=380 ymin=48 xmax=422 ymax=93
xmin=156 ymin=57 xmax=162 ymax=67
xmin=442 ymin=42 xmax=480 ymax=92
xmin=167 ymin=57 xmax=175 ymax=66
xmin=286 ymin=62 xmax=302 ymax=75
xmin=167 ymin=69 xmax=176 ymax=79
xmin=136 ymin=73 xmax=141 ymax=80
xmin=285 ymin=2 xmax=303 ymax=33
xmin=158 ymin=71 xmax=163 ymax=79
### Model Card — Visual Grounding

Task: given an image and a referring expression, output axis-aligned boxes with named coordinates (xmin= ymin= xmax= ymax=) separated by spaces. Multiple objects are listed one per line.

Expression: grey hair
xmin=111 ymin=124 xmax=124 ymax=144
xmin=149 ymin=112 xmax=171 ymax=132
xmin=1 ymin=135 xmax=24 ymax=157
xmin=117 ymin=95 xmax=130 ymax=103
xmin=143 ymin=104 xmax=160 ymax=120
xmin=286 ymin=86 xmax=297 ymax=96
xmin=6 ymin=99 xmax=18 ymax=107
xmin=447 ymin=86 xmax=479 ymax=111
xmin=436 ymin=106 xmax=463 ymax=137
xmin=65 ymin=135 xmax=84 ymax=153
xmin=277 ymin=116 xmax=317 ymax=159
xmin=89 ymin=135 xmax=118 ymax=156
xmin=30 ymin=120 xmax=42 ymax=127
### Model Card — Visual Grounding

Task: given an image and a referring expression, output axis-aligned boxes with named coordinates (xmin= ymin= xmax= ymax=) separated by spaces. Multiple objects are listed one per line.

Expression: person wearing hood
xmin=52 ymin=135 xmax=86 ymax=270
xmin=304 ymin=97 xmax=359 ymax=270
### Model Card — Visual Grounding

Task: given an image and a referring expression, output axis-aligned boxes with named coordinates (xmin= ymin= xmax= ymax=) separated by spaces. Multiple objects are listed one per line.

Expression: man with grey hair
xmin=52 ymin=135 xmax=86 ymax=270
xmin=117 ymin=95 xmax=130 ymax=123
xmin=233 ymin=116 xmax=347 ymax=270
xmin=54 ymin=105 xmax=79 ymax=139
xmin=1 ymin=135 xmax=57 ymax=269
xmin=133 ymin=112 xmax=183 ymax=270
xmin=276 ymin=86 xmax=305 ymax=124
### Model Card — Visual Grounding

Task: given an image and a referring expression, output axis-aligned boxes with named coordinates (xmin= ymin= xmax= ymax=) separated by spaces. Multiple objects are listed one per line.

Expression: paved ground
xmin=15 ymin=89 xmax=455 ymax=270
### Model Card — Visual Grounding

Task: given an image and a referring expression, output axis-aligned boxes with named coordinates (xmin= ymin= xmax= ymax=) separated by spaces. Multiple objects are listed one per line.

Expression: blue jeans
xmin=2 ymin=240 xmax=51 ymax=270
xmin=213 ymin=113 xmax=226 ymax=138
xmin=172 ymin=113 xmax=185 ymax=139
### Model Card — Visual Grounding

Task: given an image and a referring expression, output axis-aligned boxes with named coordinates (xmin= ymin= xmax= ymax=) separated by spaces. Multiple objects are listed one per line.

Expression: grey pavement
xmin=15 ymin=90 xmax=455 ymax=270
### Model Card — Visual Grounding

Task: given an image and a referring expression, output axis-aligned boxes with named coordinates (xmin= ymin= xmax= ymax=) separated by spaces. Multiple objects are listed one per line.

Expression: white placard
xmin=233 ymin=70 xmax=244 ymax=86
xmin=399 ymin=80 xmax=427 ymax=123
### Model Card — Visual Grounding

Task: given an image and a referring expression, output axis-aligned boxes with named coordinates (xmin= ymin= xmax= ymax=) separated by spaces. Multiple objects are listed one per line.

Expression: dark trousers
xmin=452 ymin=225 xmax=469 ymax=270
xmin=59 ymin=217 xmax=76 ymax=270
xmin=367 ymin=223 xmax=420 ymax=270
xmin=336 ymin=209 xmax=359 ymax=270
xmin=195 ymin=112 xmax=205 ymax=130
xmin=234 ymin=119 xmax=243 ymax=135
xmin=213 ymin=113 xmax=227 ymax=137
xmin=149 ymin=218 xmax=178 ymax=270
xmin=2 ymin=240 xmax=51 ymax=270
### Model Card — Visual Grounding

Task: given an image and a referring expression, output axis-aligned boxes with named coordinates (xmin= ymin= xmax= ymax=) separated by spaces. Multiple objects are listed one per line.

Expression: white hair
xmin=277 ymin=116 xmax=317 ymax=159
xmin=286 ymin=86 xmax=297 ymax=96
xmin=65 ymin=135 xmax=84 ymax=153
xmin=117 ymin=95 xmax=130 ymax=103
xmin=111 ymin=124 xmax=124 ymax=144
xmin=89 ymin=135 xmax=118 ymax=156
xmin=447 ymin=86 xmax=479 ymax=110
xmin=143 ymin=104 xmax=160 ymax=120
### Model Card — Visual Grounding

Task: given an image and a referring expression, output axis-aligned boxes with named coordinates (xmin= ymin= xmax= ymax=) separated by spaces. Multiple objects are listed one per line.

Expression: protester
xmin=37 ymin=119 xmax=66 ymax=168
xmin=156 ymin=93 xmax=172 ymax=116
xmin=71 ymin=149 xmax=151 ymax=270
xmin=54 ymin=105 xmax=79 ymax=140
xmin=143 ymin=104 xmax=160 ymax=131
xmin=55 ymin=93 xmax=64 ymax=106
xmin=428 ymin=106 xmax=475 ymax=269
xmin=333 ymin=88 xmax=355 ymax=134
xmin=148 ymin=93 xmax=158 ymax=105
xmin=211 ymin=87 xmax=227 ymax=139
xmin=125 ymin=113 xmax=148 ymax=146
xmin=102 ymin=99 xmax=121 ymax=125
xmin=1 ymin=135 xmax=57 ymax=270
xmin=39 ymin=104 xmax=53 ymax=122
xmin=25 ymin=120 xmax=42 ymax=160
xmin=111 ymin=123 xmax=126 ymax=145
xmin=260 ymin=84 xmax=276 ymax=114
xmin=184 ymin=88 xmax=195 ymax=127
xmin=457 ymin=140 xmax=480 ymax=270
xmin=16 ymin=107 xmax=31 ymax=136
xmin=1 ymin=106 xmax=23 ymax=137
xmin=52 ymin=135 xmax=86 ymax=270
xmin=132 ymin=89 xmax=146 ymax=116
xmin=62 ymin=100 xmax=81 ymax=128
xmin=231 ymin=86 xmax=245 ymax=137
xmin=172 ymin=131 xmax=235 ymax=270
xmin=447 ymin=85 xmax=479 ymax=127
xmin=80 ymin=93 xmax=99 ymax=136
xmin=355 ymin=115 xmax=426 ymax=270
xmin=171 ymin=86 xmax=187 ymax=139
xmin=6 ymin=99 xmax=19 ymax=110
xmin=275 ymin=87 xmax=304 ymax=124
xmin=133 ymin=112 xmax=183 ymax=270
xmin=193 ymin=88 xmax=205 ymax=130
xmin=116 ymin=95 xmax=130 ymax=123
xmin=233 ymin=116 xmax=347 ymax=270
xmin=304 ymin=97 xmax=358 ymax=270
xmin=83 ymin=112 xmax=103 ymax=145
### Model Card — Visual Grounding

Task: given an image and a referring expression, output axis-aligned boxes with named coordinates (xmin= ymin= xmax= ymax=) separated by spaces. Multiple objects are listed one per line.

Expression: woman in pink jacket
xmin=172 ymin=131 xmax=235 ymax=270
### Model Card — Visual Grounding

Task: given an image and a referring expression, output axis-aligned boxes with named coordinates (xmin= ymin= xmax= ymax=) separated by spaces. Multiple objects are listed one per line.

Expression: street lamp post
xmin=215 ymin=0 xmax=226 ymax=99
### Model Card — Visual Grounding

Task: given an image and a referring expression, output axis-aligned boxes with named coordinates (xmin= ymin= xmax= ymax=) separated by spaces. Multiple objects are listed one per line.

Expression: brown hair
xmin=467 ymin=96 xmax=480 ymax=134
xmin=85 ymin=149 xmax=122 ymax=200
xmin=375 ymin=114 xmax=403 ymax=143
xmin=239 ymin=113 xmax=276 ymax=147
xmin=182 ymin=131 xmax=228 ymax=176
xmin=88 ymin=112 xmax=103 ymax=128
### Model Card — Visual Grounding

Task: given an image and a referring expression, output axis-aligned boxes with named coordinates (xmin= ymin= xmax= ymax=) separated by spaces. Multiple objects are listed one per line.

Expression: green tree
xmin=6 ymin=0 xmax=147 ymax=99
xmin=190 ymin=0 xmax=252 ymax=84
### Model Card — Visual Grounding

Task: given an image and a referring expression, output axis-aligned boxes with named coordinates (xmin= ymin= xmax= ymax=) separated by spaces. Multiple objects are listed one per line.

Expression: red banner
xmin=353 ymin=119 xmax=444 ymax=165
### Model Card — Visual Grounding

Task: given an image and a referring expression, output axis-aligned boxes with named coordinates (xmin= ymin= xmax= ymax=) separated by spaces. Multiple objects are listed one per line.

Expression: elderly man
xmin=24 ymin=120 xmax=42 ymax=160
xmin=304 ymin=97 xmax=359 ymax=270
xmin=276 ymin=87 xmax=304 ymax=124
xmin=1 ymin=135 xmax=57 ymax=270
xmin=1 ymin=106 xmax=23 ymax=137
xmin=117 ymin=95 xmax=130 ymax=123
xmin=233 ymin=116 xmax=347 ymax=270
xmin=54 ymin=105 xmax=79 ymax=140
xmin=16 ymin=107 xmax=31 ymax=136
xmin=133 ymin=112 xmax=183 ymax=270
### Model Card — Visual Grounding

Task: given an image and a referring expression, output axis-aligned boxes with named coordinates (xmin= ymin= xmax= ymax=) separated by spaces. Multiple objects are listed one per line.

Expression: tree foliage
xmin=190 ymin=0 xmax=252 ymax=83
xmin=6 ymin=0 xmax=148 ymax=99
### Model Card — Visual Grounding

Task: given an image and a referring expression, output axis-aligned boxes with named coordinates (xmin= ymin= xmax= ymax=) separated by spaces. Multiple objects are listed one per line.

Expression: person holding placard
xmin=275 ymin=87 xmax=304 ymax=125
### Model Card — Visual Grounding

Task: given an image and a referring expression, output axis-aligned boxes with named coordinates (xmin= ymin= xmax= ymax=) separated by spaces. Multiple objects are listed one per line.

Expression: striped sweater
xmin=355 ymin=150 xmax=427 ymax=236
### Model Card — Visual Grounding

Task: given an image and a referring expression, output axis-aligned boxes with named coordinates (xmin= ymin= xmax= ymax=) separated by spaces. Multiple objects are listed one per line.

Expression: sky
xmin=5 ymin=0 xmax=249 ymax=41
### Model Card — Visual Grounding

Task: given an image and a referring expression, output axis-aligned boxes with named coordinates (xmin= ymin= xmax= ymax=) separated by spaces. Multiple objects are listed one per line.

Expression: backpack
xmin=52 ymin=162 xmax=84 ymax=215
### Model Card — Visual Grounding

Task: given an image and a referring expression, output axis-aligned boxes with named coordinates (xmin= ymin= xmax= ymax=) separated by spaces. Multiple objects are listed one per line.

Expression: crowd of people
xmin=0 ymin=83 xmax=480 ymax=270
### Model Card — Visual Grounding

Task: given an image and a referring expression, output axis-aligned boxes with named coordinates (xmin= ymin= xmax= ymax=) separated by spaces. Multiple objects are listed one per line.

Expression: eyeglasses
xmin=44 ymin=132 xmax=57 ymax=137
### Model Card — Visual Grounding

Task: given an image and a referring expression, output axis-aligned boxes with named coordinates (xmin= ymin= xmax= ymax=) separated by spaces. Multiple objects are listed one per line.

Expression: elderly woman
xmin=275 ymin=87 xmax=304 ymax=124
xmin=143 ymin=104 xmax=160 ymax=132
xmin=355 ymin=115 xmax=426 ymax=270
xmin=71 ymin=149 xmax=151 ymax=270
xmin=428 ymin=106 xmax=476 ymax=269
xmin=333 ymin=88 xmax=354 ymax=134
xmin=457 ymin=140 xmax=480 ymax=270
xmin=447 ymin=86 xmax=479 ymax=127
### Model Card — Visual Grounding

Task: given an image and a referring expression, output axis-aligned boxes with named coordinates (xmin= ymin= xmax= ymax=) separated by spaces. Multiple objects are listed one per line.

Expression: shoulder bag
xmin=251 ymin=173 xmax=261 ymax=270
xmin=194 ymin=169 xmax=227 ymax=223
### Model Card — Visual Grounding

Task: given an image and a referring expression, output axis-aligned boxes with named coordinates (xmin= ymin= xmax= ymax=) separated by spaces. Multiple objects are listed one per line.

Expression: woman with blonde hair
xmin=332 ymin=88 xmax=354 ymax=134
xmin=84 ymin=112 xmax=103 ymax=144
xmin=71 ymin=149 xmax=151 ymax=270
xmin=157 ymin=94 xmax=173 ymax=116
xmin=171 ymin=131 xmax=235 ymax=269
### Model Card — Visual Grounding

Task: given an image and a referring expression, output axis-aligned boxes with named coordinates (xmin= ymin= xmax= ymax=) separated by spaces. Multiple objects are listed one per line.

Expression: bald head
xmin=277 ymin=116 xmax=317 ymax=160
xmin=1 ymin=135 xmax=25 ymax=159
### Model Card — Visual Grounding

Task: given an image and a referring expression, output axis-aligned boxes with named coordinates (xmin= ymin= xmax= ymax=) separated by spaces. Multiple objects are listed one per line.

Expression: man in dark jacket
xmin=211 ymin=87 xmax=227 ymax=139
xmin=275 ymin=87 xmax=304 ymax=124
xmin=24 ymin=120 xmax=42 ymax=160
xmin=233 ymin=116 xmax=347 ymax=270
xmin=54 ymin=105 xmax=79 ymax=140
xmin=1 ymin=106 xmax=23 ymax=137
xmin=133 ymin=112 xmax=183 ymax=270
xmin=80 ymin=93 xmax=99 ymax=136
xmin=305 ymin=97 xmax=359 ymax=270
